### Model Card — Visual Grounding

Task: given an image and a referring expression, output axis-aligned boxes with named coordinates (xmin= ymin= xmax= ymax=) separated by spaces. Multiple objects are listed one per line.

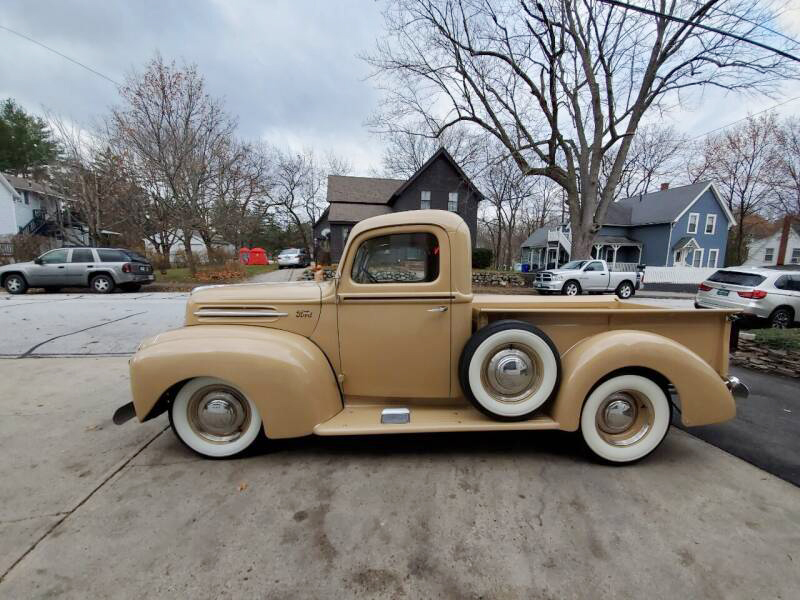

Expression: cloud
xmin=0 ymin=0 xmax=386 ymax=173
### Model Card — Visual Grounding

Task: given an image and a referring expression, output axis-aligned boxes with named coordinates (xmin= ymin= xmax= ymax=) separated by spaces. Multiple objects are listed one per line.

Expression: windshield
xmin=708 ymin=270 xmax=766 ymax=287
xmin=559 ymin=260 xmax=588 ymax=270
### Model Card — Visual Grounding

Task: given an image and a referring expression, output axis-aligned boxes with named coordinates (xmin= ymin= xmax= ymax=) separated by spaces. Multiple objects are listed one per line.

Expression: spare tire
xmin=458 ymin=320 xmax=561 ymax=421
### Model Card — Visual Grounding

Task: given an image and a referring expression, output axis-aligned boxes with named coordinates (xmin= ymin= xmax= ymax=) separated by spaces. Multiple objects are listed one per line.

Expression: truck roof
xmin=348 ymin=209 xmax=467 ymax=238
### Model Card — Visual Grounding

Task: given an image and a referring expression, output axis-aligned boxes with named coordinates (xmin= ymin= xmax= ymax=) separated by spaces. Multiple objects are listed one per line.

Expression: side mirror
xmin=34 ymin=258 xmax=43 ymax=265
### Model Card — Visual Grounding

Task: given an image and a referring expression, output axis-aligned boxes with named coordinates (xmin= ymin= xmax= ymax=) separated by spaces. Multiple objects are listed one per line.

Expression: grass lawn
xmin=753 ymin=328 xmax=800 ymax=352
xmin=156 ymin=263 xmax=278 ymax=284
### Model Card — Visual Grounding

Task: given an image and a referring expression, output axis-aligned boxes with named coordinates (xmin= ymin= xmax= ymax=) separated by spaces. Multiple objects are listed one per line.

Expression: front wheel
xmin=615 ymin=281 xmax=634 ymax=299
xmin=562 ymin=280 xmax=580 ymax=296
xmin=580 ymin=374 xmax=671 ymax=464
xmin=4 ymin=274 xmax=28 ymax=294
xmin=169 ymin=377 xmax=264 ymax=458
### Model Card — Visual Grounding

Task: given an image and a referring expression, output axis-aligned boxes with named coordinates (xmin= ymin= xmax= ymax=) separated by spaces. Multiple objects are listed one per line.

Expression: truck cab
xmin=121 ymin=210 xmax=745 ymax=464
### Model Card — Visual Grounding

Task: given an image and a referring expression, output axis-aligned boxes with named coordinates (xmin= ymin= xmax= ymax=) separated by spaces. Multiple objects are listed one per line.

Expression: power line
xmin=0 ymin=24 xmax=121 ymax=86
xmin=599 ymin=0 xmax=800 ymax=64
xmin=711 ymin=7 xmax=800 ymax=47
xmin=689 ymin=94 xmax=800 ymax=141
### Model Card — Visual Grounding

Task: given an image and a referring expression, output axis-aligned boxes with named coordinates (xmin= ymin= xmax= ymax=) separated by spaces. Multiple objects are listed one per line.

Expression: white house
xmin=743 ymin=218 xmax=800 ymax=267
xmin=0 ymin=172 xmax=89 ymax=255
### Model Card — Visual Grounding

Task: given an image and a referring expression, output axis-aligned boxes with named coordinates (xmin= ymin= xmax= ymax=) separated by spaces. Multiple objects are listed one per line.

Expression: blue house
xmin=521 ymin=182 xmax=735 ymax=270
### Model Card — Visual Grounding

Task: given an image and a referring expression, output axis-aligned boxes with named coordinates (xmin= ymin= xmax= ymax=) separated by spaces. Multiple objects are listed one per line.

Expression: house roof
xmin=672 ymin=236 xmax=699 ymax=250
xmin=2 ymin=173 xmax=63 ymax=198
xmin=326 ymin=175 xmax=404 ymax=205
xmin=0 ymin=172 xmax=21 ymax=200
xmin=611 ymin=181 xmax=715 ymax=225
xmin=389 ymin=147 xmax=484 ymax=201
xmin=328 ymin=202 xmax=393 ymax=223
xmin=520 ymin=227 xmax=550 ymax=249
xmin=595 ymin=235 xmax=640 ymax=245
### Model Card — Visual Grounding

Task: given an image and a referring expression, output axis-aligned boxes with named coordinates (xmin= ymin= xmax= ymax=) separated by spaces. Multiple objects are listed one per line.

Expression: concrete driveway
xmin=1 ymin=357 xmax=799 ymax=599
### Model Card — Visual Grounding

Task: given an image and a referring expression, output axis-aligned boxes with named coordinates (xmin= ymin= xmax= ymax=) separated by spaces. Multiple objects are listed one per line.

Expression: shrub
xmin=472 ymin=247 xmax=493 ymax=269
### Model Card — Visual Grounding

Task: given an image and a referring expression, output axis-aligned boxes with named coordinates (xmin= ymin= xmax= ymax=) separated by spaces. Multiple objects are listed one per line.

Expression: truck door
xmin=28 ymin=248 xmax=70 ymax=286
xmin=65 ymin=248 xmax=97 ymax=286
xmin=336 ymin=225 xmax=452 ymax=399
xmin=581 ymin=261 xmax=609 ymax=290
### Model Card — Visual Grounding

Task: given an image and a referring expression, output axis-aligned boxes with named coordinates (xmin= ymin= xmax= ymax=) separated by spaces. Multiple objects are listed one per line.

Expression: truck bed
xmin=471 ymin=293 xmax=735 ymax=376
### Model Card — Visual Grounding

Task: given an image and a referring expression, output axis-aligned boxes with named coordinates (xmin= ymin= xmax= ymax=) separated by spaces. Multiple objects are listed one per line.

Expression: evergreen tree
xmin=0 ymin=98 xmax=60 ymax=177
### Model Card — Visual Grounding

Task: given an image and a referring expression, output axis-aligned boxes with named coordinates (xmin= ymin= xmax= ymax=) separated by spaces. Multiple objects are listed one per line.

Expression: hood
xmin=185 ymin=280 xmax=322 ymax=337
xmin=0 ymin=261 xmax=33 ymax=271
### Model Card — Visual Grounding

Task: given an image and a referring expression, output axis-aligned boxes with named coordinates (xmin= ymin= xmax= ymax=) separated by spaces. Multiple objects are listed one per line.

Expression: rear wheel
xmin=169 ymin=377 xmax=263 ymax=458
xmin=562 ymin=280 xmax=580 ymax=296
xmin=615 ymin=281 xmax=634 ymax=299
xmin=90 ymin=274 xmax=115 ymax=294
xmin=580 ymin=374 xmax=671 ymax=464
xmin=769 ymin=307 xmax=793 ymax=329
xmin=4 ymin=274 xmax=28 ymax=295
xmin=459 ymin=320 xmax=561 ymax=421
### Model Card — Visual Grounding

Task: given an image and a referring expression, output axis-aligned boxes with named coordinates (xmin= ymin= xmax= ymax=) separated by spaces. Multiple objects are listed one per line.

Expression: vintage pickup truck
xmin=116 ymin=210 xmax=747 ymax=464
xmin=533 ymin=259 xmax=642 ymax=298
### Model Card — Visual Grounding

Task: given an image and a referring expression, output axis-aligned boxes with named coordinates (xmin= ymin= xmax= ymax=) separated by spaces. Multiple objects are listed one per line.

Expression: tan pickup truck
xmin=116 ymin=211 xmax=747 ymax=464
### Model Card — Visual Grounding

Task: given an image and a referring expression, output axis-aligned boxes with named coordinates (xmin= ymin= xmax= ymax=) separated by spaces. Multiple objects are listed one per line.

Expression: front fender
xmin=130 ymin=325 xmax=342 ymax=439
xmin=551 ymin=330 xmax=735 ymax=430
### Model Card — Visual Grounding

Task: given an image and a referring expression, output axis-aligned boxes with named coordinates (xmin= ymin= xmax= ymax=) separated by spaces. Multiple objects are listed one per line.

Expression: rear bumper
xmin=695 ymin=294 xmax=769 ymax=318
xmin=117 ymin=273 xmax=156 ymax=284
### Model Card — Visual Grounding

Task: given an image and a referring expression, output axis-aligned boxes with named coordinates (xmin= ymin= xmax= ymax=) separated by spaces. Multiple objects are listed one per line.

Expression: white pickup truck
xmin=534 ymin=260 xmax=643 ymax=298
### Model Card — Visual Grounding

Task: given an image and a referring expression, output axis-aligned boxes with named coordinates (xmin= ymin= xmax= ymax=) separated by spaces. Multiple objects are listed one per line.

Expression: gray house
xmin=521 ymin=181 xmax=735 ymax=269
xmin=313 ymin=148 xmax=483 ymax=262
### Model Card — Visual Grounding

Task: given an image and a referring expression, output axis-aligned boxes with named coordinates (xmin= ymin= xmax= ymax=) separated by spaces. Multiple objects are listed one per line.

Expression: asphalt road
xmin=1 ymin=357 xmax=798 ymax=599
xmin=678 ymin=365 xmax=800 ymax=487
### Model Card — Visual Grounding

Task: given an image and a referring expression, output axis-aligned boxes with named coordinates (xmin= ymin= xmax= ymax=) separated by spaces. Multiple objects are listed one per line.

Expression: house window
xmin=707 ymin=248 xmax=719 ymax=268
xmin=350 ymin=232 xmax=439 ymax=284
xmin=343 ymin=226 xmax=352 ymax=243
xmin=687 ymin=213 xmax=699 ymax=234
xmin=420 ymin=190 xmax=431 ymax=210
xmin=448 ymin=192 xmax=458 ymax=212
xmin=705 ymin=214 xmax=716 ymax=235
xmin=692 ymin=249 xmax=704 ymax=267
xmin=791 ymin=248 xmax=800 ymax=265
xmin=764 ymin=247 xmax=775 ymax=262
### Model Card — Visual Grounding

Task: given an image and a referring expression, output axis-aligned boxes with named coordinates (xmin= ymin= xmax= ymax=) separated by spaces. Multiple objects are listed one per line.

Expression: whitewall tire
xmin=459 ymin=321 xmax=561 ymax=421
xmin=580 ymin=374 xmax=671 ymax=464
xmin=170 ymin=377 xmax=263 ymax=458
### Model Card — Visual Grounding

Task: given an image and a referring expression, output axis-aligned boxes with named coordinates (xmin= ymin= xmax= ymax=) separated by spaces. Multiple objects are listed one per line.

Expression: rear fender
xmin=551 ymin=330 xmax=735 ymax=430
xmin=129 ymin=325 xmax=343 ymax=439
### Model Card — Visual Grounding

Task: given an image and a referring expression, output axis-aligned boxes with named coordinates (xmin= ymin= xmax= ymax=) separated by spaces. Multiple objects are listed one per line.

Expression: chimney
xmin=776 ymin=215 xmax=793 ymax=266
xmin=660 ymin=182 xmax=670 ymax=191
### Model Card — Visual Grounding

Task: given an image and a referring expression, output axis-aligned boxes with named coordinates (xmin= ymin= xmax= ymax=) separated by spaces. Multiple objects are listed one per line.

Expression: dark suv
xmin=0 ymin=247 xmax=155 ymax=294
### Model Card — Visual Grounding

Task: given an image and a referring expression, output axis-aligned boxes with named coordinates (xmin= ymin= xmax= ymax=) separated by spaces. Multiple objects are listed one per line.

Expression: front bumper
xmin=534 ymin=281 xmax=563 ymax=291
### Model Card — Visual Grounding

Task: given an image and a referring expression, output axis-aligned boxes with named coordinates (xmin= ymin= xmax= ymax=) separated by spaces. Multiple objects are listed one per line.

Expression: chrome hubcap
xmin=482 ymin=345 xmax=542 ymax=403
xmin=772 ymin=312 xmax=789 ymax=328
xmin=566 ymin=284 xmax=577 ymax=295
xmin=187 ymin=386 xmax=250 ymax=443
xmin=596 ymin=391 xmax=652 ymax=446
xmin=95 ymin=278 xmax=109 ymax=291
xmin=7 ymin=278 xmax=20 ymax=291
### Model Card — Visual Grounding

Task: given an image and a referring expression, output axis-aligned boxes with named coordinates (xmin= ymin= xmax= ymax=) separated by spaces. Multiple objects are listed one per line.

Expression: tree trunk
xmin=182 ymin=231 xmax=197 ymax=275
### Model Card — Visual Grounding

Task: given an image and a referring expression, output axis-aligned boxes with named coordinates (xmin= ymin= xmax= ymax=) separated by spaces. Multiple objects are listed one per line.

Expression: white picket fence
xmin=642 ymin=266 xmax=716 ymax=284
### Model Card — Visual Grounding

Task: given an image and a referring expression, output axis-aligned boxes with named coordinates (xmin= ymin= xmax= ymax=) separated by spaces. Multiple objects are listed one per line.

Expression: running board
xmin=313 ymin=405 xmax=560 ymax=436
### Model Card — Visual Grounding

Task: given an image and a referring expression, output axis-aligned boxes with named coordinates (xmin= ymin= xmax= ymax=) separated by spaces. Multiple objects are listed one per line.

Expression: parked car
xmin=695 ymin=267 xmax=800 ymax=328
xmin=276 ymin=248 xmax=310 ymax=269
xmin=533 ymin=259 xmax=642 ymax=298
xmin=116 ymin=211 xmax=745 ymax=465
xmin=0 ymin=247 xmax=155 ymax=295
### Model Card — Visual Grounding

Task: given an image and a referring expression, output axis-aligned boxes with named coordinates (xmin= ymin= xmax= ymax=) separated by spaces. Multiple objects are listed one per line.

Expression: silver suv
xmin=0 ymin=247 xmax=155 ymax=295
xmin=695 ymin=267 xmax=800 ymax=328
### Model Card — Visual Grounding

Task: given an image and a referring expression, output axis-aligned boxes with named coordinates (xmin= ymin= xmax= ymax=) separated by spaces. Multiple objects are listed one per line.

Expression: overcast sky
xmin=2 ymin=0 xmax=800 ymax=176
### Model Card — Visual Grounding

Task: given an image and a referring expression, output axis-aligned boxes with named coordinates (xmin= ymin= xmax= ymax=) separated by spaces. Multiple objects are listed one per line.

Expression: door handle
xmin=427 ymin=306 xmax=448 ymax=312
xmin=57 ymin=266 xmax=65 ymax=269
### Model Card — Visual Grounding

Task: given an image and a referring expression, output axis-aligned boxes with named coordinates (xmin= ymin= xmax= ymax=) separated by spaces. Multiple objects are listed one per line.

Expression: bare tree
xmin=377 ymin=123 xmax=484 ymax=178
xmin=111 ymin=55 xmax=236 ymax=274
xmin=367 ymin=0 xmax=798 ymax=258
xmin=773 ymin=116 xmax=800 ymax=217
xmin=692 ymin=114 xmax=779 ymax=264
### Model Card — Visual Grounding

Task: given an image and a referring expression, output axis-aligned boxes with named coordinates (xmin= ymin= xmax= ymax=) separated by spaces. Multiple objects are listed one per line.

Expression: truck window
xmin=351 ymin=232 xmax=439 ymax=284
xmin=584 ymin=261 xmax=604 ymax=272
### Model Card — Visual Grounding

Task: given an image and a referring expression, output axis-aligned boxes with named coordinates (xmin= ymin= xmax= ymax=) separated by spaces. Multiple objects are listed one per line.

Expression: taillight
xmin=737 ymin=289 xmax=767 ymax=299
xmin=122 ymin=263 xmax=132 ymax=273
xmin=698 ymin=282 xmax=712 ymax=292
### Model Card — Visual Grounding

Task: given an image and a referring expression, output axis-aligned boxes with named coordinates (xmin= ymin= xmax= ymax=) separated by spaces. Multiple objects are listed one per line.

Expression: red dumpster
xmin=239 ymin=247 xmax=251 ymax=265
